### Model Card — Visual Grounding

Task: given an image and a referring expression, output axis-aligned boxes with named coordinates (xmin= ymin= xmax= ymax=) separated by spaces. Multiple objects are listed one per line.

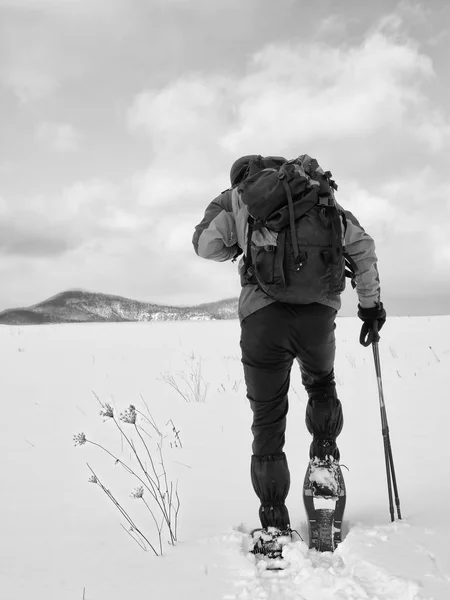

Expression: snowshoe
xmin=303 ymin=457 xmax=346 ymax=552
xmin=250 ymin=526 xmax=293 ymax=570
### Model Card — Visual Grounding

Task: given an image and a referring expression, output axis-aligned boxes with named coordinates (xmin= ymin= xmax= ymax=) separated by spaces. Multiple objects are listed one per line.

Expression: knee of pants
xmin=250 ymin=395 xmax=288 ymax=456
xmin=244 ymin=365 xmax=291 ymax=456
xmin=243 ymin=364 xmax=291 ymax=404
xmin=302 ymin=369 xmax=336 ymax=397
xmin=252 ymin=422 xmax=287 ymax=456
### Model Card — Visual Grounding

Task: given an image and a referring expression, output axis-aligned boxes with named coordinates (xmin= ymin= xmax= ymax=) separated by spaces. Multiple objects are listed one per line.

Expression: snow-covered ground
xmin=1 ymin=316 xmax=449 ymax=600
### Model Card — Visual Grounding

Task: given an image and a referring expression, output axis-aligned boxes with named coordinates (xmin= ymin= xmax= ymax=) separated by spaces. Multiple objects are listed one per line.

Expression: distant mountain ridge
xmin=0 ymin=290 xmax=239 ymax=325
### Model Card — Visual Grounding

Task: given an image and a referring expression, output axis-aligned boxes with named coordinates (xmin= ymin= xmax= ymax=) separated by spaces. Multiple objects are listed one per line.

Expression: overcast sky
xmin=0 ymin=0 xmax=449 ymax=315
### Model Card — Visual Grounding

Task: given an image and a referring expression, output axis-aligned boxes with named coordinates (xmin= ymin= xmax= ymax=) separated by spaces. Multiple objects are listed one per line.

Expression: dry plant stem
xmin=127 ymin=427 xmax=173 ymax=530
xmin=134 ymin=423 xmax=177 ymax=543
xmin=92 ymin=391 xmax=104 ymax=408
xmin=142 ymin=496 xmax=164 ymax=555
xmin=87 ymin=463 xmax=158 ymax=556
xmin=136 ymin=424 xmax=154 ymax=442
xmin=174 ymin=488 xmax=180 ymax=538
xmin=111 ymin=417 xmax=176 ymax=541
xmin=181 ymin=359 xmax=208 ymax=403
xmin=161 ymin=373 xmax=192 ymax=403
xmin=158 ymin=356 xmax=209 ymax=403
xmin=429 ymin=346 xmax=440 ymax=363
xmin=85 ymin=439 xmax=159 ymax=503
xmin=139 ymin=394 xmax=163 ymax=435
xmin=136 ymin=409 xmax=160 ymax=435
xmin=134 ymin=425 xmax=161 ymax=484
xmin=157 ymin=443 xmax=177 ymax=542
xmin=86 ymin=435 xmax=176 ymax=551
xmin=172 ymin=483 xmax=181 ymax=541
xmin=120 ymin=523 xmax=147 ymax=551
xmin=167 ymin=419 xmax=183 ymax=448
xmin=111 ymin=420 xmax=172 ymax=529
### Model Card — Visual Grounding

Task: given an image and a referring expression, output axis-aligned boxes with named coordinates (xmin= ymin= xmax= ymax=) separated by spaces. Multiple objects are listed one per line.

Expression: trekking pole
xmin=360 ymin=322 xmax=402 ymax=521
xmin=372 ymin=340 xmax=402 ymax=521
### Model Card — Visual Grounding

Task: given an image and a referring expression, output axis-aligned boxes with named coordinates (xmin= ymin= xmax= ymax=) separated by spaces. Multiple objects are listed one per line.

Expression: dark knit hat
xmin=229 ymin=155 xmax=288 ymax=186
xmin=229 ymin=155 xmax=260 ymax=186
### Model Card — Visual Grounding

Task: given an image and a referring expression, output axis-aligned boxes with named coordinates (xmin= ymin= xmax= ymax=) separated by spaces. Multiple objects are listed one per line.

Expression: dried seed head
xmin=131 ymin=486 xmax=144 ymax=499
xmin=120 ymin=405 xmax=137 ymax=424
xmin=99 ymin=403 xmax=114 ymax=419
xmin=73 ymin=432 xmax=87 ymax=447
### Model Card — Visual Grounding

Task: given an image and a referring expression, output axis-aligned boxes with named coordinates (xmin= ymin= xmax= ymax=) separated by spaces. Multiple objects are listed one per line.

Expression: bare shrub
xmin=160 ymin=354 xmax=209 ymax=403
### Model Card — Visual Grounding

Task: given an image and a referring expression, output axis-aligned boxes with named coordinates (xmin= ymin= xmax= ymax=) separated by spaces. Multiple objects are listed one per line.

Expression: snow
xmin=1 ymin=316 xmax=450 ymax=599
xmin=309 ymin=457 xmax=341 ymax=495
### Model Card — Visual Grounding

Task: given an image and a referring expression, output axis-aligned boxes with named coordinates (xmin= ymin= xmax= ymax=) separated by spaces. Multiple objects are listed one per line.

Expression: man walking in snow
xmin=192 ymin=154 xmax=385 ymax=553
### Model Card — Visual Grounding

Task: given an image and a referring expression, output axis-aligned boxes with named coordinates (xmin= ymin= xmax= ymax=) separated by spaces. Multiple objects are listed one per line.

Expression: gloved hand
xmin=358 ymin=303 xmax=386 ymax=347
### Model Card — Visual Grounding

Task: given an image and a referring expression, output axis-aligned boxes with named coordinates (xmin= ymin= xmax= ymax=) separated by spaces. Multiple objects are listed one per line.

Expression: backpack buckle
xmin=318 ymin=196 xmax=334 ymax=207
xmin=244 ymin=266 xmax=255 ymax=281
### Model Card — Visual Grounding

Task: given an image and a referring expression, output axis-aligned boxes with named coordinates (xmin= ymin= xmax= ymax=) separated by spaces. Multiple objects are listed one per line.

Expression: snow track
xmin=219 ymin=528 xmax=430 ymax=600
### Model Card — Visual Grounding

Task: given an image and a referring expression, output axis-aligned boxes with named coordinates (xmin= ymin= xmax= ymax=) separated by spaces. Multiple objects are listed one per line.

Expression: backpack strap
xmin=278 ymin=168 xmax=321 ymax=269
xmin=338 ymin=210 xmax=357 ymax=287
xmin=279 ymin=171 xmax=302 ymax=268
xmin=243 ymin=216 xmax=255 ymax=280
xmin=344 ymin=254 xmax=357 ymax=288
xmin=231 ymin=246 xmax=243 ymax=263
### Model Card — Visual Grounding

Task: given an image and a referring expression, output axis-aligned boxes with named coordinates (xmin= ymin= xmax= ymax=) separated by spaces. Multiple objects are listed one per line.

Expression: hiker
xmin=192 ymin=154 xmax=385 ymax=541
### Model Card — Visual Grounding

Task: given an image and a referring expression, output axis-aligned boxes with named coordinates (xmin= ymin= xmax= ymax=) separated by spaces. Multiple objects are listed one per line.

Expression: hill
xmin=0 ymin=290 xmax=238 ymax=324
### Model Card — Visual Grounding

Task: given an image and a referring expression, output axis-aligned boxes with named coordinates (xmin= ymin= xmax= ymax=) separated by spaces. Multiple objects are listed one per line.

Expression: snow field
xmin=0 ymin=317 xmax=449 ymax=599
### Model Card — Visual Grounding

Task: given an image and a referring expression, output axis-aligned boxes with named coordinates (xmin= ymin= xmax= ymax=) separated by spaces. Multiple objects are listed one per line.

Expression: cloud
xmin=222 ymin=28 xmax=446 ymax=155
xmin=128 ymin=78 xmax=228 ymax=142
xmin=341 ymin=165 xmax=450 ymax=295
xmin=0 ymin=1 xmax=114 ymax=103
xmin=0 ymin=17 xmax=59 ymax=102
xmin=128 ymin=21 xmax=449 ymax=204
xmin=1 ymin=62 xmax=57 ymax=103
xmin=125 ymin=12 xmax=450 ymax=306
xmin=0 ymin=222 xmax=73 ymax=257
xmin=128 ymin=15 xmax=450 ymax=176
xmin=0 ymin=178 xmax=145 ymax=260
xmin=0 ymin=195 xmax=8 ymax=219
xmin=127 ymin=78 xmax=232 ymax=208
xmin=36 ymin=122 xmax=83 ymax=152
xmin=0 ymin=0 xmax=80 ymax=6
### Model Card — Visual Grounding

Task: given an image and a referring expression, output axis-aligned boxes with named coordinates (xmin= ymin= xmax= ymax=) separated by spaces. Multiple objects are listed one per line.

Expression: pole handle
xmin=360 ymin=319 xmax=380 ymax=347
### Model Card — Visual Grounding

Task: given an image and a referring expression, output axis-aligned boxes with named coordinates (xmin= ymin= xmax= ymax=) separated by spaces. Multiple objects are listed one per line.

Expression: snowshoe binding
xmin=303 ymin=456 xmax=346 ymax=552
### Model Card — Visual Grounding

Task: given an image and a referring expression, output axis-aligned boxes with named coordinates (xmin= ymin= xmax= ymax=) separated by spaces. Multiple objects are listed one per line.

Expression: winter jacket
xmin=193 ymin=187 xmax=381 ymax=321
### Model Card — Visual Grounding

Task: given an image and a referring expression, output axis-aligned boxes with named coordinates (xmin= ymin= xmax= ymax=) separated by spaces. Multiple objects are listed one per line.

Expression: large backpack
xmin=238 ymin=154 xmax=348 ymax=305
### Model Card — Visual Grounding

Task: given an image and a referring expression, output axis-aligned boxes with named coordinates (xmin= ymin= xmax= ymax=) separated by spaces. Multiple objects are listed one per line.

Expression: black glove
xmin=358 ymin=302 xmax=386 ymax=347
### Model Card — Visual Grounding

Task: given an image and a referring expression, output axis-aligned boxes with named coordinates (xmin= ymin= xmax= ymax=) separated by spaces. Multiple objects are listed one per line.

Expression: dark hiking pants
xmin=240 ymin=302 xmax=343 ymax=528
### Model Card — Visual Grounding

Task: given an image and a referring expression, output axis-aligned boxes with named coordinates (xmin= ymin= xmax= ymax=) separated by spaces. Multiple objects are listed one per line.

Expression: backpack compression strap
xmin=279 ymin=172 xmax=301 ymax=267
xmin=278 ymin=168 xmax=319 ymax=269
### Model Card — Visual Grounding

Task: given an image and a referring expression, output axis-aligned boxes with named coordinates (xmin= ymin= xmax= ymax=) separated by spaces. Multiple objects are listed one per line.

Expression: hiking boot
xmin=250 ymin=526 xmax=293 ymax=559
xmin=309 ymin=456 xmax=342 ymax=498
